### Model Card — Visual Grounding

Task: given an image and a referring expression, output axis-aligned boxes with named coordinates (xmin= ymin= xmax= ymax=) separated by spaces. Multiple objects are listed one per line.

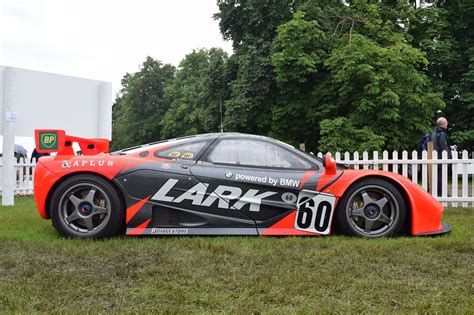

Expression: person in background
xmin=13 ymin=144 xmax=28 ymax=182
xmin=417 ymin=133 xmax=431 ymax=154
xmin=432 ymin=117 xmax=452 ymax=159
xmin=14 ymin=144 xmax=28 ymax=163
xmin=431 ymin=117 xmax=452 ymax=195
xmin=30 ymin=148 xmax=50 ymax=163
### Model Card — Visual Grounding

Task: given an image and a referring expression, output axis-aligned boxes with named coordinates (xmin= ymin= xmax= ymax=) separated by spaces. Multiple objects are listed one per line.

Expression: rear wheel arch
xmin=45 ymin=172 xmax=126 ymax=219
xmin=47 ymin=172 xmax=126 ymax=238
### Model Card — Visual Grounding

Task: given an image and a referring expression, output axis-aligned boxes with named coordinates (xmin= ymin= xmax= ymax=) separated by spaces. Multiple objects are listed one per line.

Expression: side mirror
xmin=323 ymin=153 xmax=337 ymax=175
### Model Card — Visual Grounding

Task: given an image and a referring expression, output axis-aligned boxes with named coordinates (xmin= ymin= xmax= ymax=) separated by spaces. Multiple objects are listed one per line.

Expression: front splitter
xmin=415 ymin=221 xmax=452 ymax=236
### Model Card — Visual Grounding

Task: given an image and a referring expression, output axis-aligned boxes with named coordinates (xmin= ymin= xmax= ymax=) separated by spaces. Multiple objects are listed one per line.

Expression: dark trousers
xmin=437 ymin=164 xmax=452 ymax=196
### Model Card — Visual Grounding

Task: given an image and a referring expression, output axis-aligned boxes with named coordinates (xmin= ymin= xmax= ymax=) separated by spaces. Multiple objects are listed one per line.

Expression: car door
xmin=190 ymin=136 xmax=322 ymax=231
xmin=118 ymin=138 xmax=258 ymax=235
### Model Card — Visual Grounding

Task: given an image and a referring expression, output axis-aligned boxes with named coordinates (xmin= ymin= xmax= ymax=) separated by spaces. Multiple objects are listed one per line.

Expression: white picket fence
xmin=1 ymin=150 xmax=474 ymax=207
xmin=317 ymin=150 xmax=474 ymax=207
xmin=0 ymin=161 xmax=36 ymax=196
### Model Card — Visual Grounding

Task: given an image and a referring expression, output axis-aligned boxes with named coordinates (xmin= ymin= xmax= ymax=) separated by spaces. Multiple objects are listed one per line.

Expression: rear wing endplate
xmin=34 ymin=129 xmax=109 ymax=156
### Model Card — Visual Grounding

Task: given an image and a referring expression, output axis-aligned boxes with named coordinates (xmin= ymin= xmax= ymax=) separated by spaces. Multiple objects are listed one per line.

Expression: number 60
xmin=296 ymin=198 xmax=332 ymax=232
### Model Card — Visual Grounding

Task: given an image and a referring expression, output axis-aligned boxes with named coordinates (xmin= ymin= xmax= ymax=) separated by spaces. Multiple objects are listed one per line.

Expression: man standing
xmin=432 ymin=117 xmax=452 ymax=159
xmin=432 ymin=117 xmax=452 ymax=195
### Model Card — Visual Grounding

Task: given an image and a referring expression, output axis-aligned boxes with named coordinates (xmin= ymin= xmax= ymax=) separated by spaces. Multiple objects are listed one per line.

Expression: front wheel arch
xmin=336 ymin=175 xmax=412 ymax=234
xmin=334 ymin=175 xmax=411 ymax=237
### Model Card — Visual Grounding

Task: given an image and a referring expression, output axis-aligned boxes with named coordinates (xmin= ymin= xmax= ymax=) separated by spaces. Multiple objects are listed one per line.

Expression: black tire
xmin=49 ymin=174 xmax=124 ymax=239
xmin=335 ymin=178 xmax=406 ymax=238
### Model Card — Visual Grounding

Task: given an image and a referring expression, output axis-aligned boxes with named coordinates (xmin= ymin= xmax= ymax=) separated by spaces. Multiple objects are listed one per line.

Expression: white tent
xmin=0 ymin=66 xmax=112 ymax=205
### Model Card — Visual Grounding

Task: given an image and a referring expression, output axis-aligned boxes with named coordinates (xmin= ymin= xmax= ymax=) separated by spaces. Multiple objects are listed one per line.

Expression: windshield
xmin=111 ymin=134 xmax=219 ymax=155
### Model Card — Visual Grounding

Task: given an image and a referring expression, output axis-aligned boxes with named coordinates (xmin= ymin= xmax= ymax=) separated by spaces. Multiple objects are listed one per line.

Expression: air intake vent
xmin=152 ymin=206 xmax=206 ymax=227
xmin=152 ymin=207 xmax=178 ymax=226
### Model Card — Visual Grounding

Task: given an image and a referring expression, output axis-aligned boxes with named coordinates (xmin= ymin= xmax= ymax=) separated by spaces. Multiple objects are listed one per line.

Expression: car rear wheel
xmin=50 ymin=174 xmax=124 ymax=239
xmin=335 ymin=178 xmax=406 ymax=238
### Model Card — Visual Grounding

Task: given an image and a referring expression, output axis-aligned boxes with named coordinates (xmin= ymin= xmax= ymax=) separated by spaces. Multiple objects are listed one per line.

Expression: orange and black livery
xmin=33 ymin=129 xmax=451 ymax=239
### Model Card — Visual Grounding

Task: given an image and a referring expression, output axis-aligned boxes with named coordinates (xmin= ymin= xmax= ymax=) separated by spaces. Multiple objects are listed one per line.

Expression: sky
xmin=0 ymin=0 xmax=233 ymax=154
xmin=0 ymin=0 xmax=233 ymax=97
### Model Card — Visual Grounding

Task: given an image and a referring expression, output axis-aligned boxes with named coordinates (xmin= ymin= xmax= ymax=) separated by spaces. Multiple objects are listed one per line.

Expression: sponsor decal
xmin=294 ymin=191 xmax=336 ymax=235
xmin=277 ymin=178 xmax=301 ymax=188
xmin=168 ymin=151 xmax=181 ymax=158
xmin=161 ymin=162 xmax=171 ymax=169
xmin=281 ymin=192 xmax=297 ymax=204
xmin=151 ymin=178 xmax=277 ymax=212
xmin=167 ymin=151 xmax=194 ymax=159
xmin=181 ymin=152 xmax=193 ymax=159
xmin=225 ymin=171 xmax=233 ymax=178
xmin=233 ymin=173 xmax=301 ymax=188
xmin=64 ymin=160 xmax=114 ymax=167
xmin=151 ymin=228 xmax=189 ymax=235
xmin=235 ymin=173 xmax=267 ymax=183
xmin=39 ymin=131 xmax=58 ymax=150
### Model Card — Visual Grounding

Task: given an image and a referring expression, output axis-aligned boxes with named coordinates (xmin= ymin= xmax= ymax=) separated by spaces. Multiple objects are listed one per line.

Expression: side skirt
xmin=126 ymin=227 xmax=258 ymax=236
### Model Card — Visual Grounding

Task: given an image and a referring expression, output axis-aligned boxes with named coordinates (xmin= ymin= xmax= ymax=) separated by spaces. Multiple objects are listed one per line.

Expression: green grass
xmin=0 ymin=197 xmax=473 ymax=313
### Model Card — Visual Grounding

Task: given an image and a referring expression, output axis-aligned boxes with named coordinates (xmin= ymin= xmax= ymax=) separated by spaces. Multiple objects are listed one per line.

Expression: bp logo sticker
xmin=39 ymin=132 xmax=58 ymax=150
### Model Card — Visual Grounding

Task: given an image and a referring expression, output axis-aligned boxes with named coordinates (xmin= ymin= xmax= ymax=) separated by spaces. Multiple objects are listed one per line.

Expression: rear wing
xmin=34 ymin=129 xmax=109 ymax=156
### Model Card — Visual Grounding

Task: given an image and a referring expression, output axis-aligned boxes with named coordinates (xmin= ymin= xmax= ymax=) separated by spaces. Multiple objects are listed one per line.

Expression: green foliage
xmin=111 ymin=57 xmax=175 ymax=150
xmin=269 ymin=11 xmax=329 ymax=147
xmin=268 ymin=2 xmax=444 ymax=151
xmin=161 ymin=50 xmax=210 ymax=138
xmin=408 ymin=1 xmax=474 ymax=151
xmin=111 ymin=0 xmax=473 ymax=152
xmin=272 ymin=12 xmax=327 ymax=87
xmin=215 ymin=0 xmax=294 ymax=49
xmin=319 ymin=117 xmax=385 ymax=152
xmin=161 ymin=48 xmax=231 ymax=138
xmin=223 ymin=42 xmax=277 ymax=134
xmin=205 ymin=48 xmax=233 ymax=132
xmin=215 ymin=0 xmax=296 ymax=134
xmin=322 ymin=33 xmax=444 ymax=150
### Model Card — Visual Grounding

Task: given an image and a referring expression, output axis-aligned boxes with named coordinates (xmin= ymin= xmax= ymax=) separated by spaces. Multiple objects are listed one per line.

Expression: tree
xmin=269 ymin=1 xmax=444 ymax=151
xmin=111 ymin=57 xmax=175 ymax=150
xmin=203 ymin=48 xmax=233 ymax=132
xmin=318 ymin=32 xmax=444 ymax=152
xmin=215 ymin=0 xmax=295 ymax=50
xmin=216 ymin=0 xmax=295 ymax=134
xmin=319 ymin=117 xmax=385 ymax=152
xmin=161 ymin=49 xmax=231 ymax=138
xmin=270 ymin=11 xmax=328 ymax=146
xmin=431 ymin=1 xmax=474 ymax=151
xmin=223 ymin=42 xmax=278 ymax=133
xmin=407 ymin=1 xmax=474 ymax=150
xmin=110 ymin=0 xmax=459 ymax=153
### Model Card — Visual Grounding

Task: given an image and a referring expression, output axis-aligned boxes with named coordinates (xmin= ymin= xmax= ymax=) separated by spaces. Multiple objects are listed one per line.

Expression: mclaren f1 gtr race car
xmin=33 ymin=129 xmax=451 ymax=239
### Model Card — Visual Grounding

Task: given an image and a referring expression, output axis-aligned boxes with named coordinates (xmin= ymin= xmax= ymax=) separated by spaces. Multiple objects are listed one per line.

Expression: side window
xmin=207 ymin=139 xmax=312 ymax=169
xmin=154 ymin=141 xmax=207 ymax=160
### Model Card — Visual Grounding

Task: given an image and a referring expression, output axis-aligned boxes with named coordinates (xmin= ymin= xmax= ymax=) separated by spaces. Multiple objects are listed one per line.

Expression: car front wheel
xmin=335 ymin=178 xmax=406 ymax=238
